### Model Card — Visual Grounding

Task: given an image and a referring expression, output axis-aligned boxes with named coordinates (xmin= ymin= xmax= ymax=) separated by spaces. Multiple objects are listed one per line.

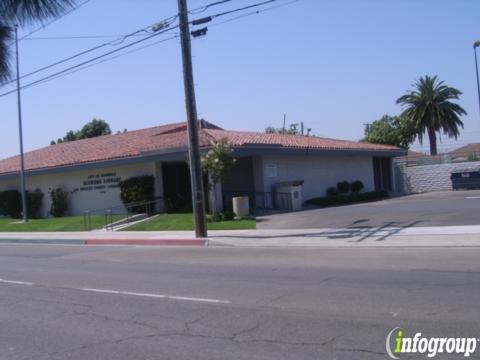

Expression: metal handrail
xmin=83 ymin=197 xmax=163 ymax=231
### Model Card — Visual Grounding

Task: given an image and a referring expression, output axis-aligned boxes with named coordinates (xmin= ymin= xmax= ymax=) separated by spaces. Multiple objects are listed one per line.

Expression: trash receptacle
xmin=273 ymin=180 xmax=304 ymax=210
xmin=232 ymin=196 xmax=250 ymax=217
xmin=451 ymin=169 xmax=480 ymax=190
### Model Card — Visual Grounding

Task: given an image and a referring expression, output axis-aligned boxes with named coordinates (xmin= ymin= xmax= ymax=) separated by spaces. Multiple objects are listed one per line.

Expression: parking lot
xmin=258 ymin=190 xmax=480 ymax=229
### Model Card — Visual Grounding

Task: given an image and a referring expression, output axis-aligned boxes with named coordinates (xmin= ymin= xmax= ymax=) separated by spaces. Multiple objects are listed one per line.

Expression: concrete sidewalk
xmin=0 ymin=225 xmax=479 ymax=247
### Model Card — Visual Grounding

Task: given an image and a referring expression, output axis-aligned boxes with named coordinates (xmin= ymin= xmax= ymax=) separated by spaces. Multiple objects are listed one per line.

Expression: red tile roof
xmin=0 ymin=121 xmax=400 ymax=176
xmin=448 ymin=143 xmax=480 ymax=156
xmin=204 ymin=129 xmax=399 ymax=151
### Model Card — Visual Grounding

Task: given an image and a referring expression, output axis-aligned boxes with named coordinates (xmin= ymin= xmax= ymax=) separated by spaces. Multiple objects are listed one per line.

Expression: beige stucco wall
xmin=0 ymin=162 xmax=155 ymax=217
xmin=257 ymin=155 xmax=375 ymax=201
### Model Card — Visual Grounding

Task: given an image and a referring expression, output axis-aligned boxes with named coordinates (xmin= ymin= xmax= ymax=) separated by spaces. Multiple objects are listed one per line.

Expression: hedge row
xmin=306 ymin=190 xmax=389 ymax=207
xmin=0 ymin=189 xmax=44 ymax=218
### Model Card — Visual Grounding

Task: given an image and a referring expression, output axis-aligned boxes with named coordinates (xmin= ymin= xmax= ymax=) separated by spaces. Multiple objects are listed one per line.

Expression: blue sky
xmin=0 ymin=0 xmax=479 ymax=158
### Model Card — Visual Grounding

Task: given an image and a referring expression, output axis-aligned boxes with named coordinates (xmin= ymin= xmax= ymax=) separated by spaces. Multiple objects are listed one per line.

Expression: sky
xmin=0 ymin=0 xmax=479 ymax=159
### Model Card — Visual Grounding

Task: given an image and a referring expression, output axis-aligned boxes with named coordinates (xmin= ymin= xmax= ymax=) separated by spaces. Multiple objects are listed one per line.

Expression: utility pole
xmin=474 ymin=41 xmax=480 ymax=117
xmin=15 ymin=25 xmax=28 ymax=223
xmin=177 ymin=0 xmax=207 ymax=238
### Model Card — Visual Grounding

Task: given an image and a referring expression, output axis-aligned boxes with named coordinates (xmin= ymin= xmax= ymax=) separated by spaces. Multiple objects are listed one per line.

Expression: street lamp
xmin=14 ymin=25 xmax=28 ymax=222
xmin=474 ymin=41 xmax=480 ymax=117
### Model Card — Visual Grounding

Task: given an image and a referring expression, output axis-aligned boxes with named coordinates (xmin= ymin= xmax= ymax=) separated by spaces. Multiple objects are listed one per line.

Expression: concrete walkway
xmin=0 ymin=225 xmax=479 ymax=247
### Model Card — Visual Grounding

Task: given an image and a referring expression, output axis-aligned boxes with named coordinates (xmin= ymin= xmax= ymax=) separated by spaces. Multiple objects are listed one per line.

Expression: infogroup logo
xmin=386 ymin=327 xmax=478 ymax=359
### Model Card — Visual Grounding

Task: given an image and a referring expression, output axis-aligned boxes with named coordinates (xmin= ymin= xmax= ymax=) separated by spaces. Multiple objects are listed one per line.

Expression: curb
xmin=0 ymin=238 xmax=206 ymax=246
xmin=0 ymin=238 xmax=85 ymax=245
xmin=85 ymin=238 xmax=206 ymax=246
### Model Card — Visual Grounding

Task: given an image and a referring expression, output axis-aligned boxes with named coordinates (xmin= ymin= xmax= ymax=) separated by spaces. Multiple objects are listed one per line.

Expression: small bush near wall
xmin=351 ymin=180 xmax=365 ymax=194
xmin=119 ymin=175 xmax=155 ymax=213
xmin=0 ymin=190 xmax=22 ymax=218
xmin=206 ymin=210 xmax=235 ymax=223
xmin=307 ymin=190 xmax=389 ymax=207
xmin=326 ymin=186 xmax=338 ymax=197
xmin=50 ymin=188 xmax=69 ymax=217
xmin=0 ymin=189 xmax=44 ymax=218
xmin=27 ymin=190 xmax=44 ymax=218
xmin=336 ymin=181 xmax=350 ymax=194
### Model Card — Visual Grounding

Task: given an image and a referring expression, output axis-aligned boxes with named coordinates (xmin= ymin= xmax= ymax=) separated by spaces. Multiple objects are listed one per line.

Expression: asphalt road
xmin=258 ymin=190 xmax=480 ymax=229
xmin=0 ymin=245 xmax=479 ymax=359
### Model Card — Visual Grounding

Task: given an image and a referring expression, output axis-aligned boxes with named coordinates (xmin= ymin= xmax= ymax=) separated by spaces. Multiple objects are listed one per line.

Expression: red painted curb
xmin=85 ymin=238 xmax=206 ymax=246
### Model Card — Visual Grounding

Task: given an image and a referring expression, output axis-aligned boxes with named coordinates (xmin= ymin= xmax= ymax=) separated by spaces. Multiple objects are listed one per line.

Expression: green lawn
xmin=0 ymin=215 xmax=123 ymax=232
xmin=121 ymin=213 xmax=256 ymax=231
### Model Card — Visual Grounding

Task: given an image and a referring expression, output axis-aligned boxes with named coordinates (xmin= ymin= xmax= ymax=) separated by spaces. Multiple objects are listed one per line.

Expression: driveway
xmin=257 ymin=190 xmax=480 ymax=229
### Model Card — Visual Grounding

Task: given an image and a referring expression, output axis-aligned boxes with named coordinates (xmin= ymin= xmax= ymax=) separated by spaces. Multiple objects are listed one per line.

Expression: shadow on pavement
xmin=211 ymin=220 xmax=430 ymax=243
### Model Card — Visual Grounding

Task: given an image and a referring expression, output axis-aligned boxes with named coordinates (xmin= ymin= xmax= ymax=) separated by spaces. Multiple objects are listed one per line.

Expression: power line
xmin=209 ymin=0 xmax=300 ymax=27
xmin=188 ymin=0 xmax=233 ymax=14
xmin=23 ymin=34 xmax=159 ymax=40
xmin=0 ymin=25 xmax=179 ymax=98
xmin=17 ymin=0 xmax=92 ymax=42
xmin=1 ymin=21 xmax=173 ymax=87
xmin=19 ymin=0 xmax=234 ymax=41
xmin=31 ymin=35 xmax=178 ymax=87
xmin=0 ymin=0 xmax=302 ymax=97
xmin=1 ymin=0 xmax=240 ymax=86
xmin=193 ymin=0 xmax=279 ymax=22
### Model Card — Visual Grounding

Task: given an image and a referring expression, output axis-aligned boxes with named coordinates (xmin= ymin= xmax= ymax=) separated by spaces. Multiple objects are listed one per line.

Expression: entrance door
xmin=373 ymin=157 xmax=392 ymax=191
xmin=161 ymin=162 xmax=209 ymax=213
xmin=162 ymin=162 xmax=192 ymax=212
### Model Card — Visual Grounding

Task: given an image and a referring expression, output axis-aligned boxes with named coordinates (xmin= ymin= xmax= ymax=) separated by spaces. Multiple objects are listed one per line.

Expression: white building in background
xmin=0 ymin=121 xmax=403 ymax=217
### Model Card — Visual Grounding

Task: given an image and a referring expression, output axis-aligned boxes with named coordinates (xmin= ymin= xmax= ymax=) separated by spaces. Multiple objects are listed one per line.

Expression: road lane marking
xmin=81 ymin=287 xmax=231 ymax=304
xmin=0 ymin=278 xmax=230 ymax=305
xmin=466 ymin=196 xmax=480 ymax=199
xmin=0 ymin=278 xmax=34 ymax=286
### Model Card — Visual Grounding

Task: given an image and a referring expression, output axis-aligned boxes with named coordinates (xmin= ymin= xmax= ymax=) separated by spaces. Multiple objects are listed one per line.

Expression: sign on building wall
xmin=265 ymin=163 xmax=278 ymax=178
xmin=72 ymin=172 xmax=122 ymax=194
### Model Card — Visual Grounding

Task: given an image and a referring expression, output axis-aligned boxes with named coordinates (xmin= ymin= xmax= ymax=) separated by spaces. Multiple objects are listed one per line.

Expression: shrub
xmin=337 ymin=181 xmax=350 ymax=194
xmin=27 ymin=189 xmax=44 ymax=218
xmin=0 ymin=190 xmax=22 ymax=218
xmin=50 ymin=187 xmax=69 ymax=217
xmin=119 ymin=175 xmax=155 ymax=213
xmin=306 ymin=190 xmax=389 ymax=207
xmin=165 ymin=196 xmax=192 ymax=214
xmin=201 ymin=138 xmax=235 ymax=185
xmin=326 ymin=186 xmax=338 ymax=197
xmin=206 ymin=211 xmax=236 ymax=223
xmin=222 ymin=210 xmax=235 ymax=221
xmin=467 ymin=153 xmax=480 ymax=162
xmin=0 ymin=189 xmax=44 ymax=218
xmin=351 ymin=180 xmax=364 ymax=194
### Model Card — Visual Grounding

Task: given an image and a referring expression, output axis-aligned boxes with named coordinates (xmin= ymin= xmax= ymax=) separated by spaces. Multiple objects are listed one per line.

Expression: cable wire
xmin=188 ymin=0 xmax=233 ymax=14
xmin=32 ymin=35 xmax=178 ymax=87
xmin=0 ymin=25 xmax=179 ymax=97
xmin=0 ymin=0 xmax=302 ymax=97
xmin=2 ymin=0 xmax=236 ymax=85
xmin=17 ymin=0 xmax=92 ymax=42
xmin=1 ymin=19 xmax=176 ymax=87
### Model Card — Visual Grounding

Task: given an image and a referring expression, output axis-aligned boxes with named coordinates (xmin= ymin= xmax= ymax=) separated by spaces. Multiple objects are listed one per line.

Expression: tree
xmin=201 ymin=139 xmax=235 ymax=185
xmin=265 ymin=123 xmax=305 ymax=135
xmin=51 ymin=118 xmax=111 ymax=144
xmin=363 ymin=115 xmax=417 ymax=149
xmin=78 ymin=118 xmax=111 ymax=139
xmin=0 ymin=0 xmax=76 ymax=82
xmin=396 ymin=75 xmax=467 ymax=155
xmin=201 ymin=138 xmax=236 ymax=213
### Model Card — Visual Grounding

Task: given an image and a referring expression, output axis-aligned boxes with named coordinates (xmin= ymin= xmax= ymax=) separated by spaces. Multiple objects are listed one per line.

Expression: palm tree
xmin=0 ymin=0 xmax=76 ymax=82
xmin=396 ymin=75 xmax=467 ymax=156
